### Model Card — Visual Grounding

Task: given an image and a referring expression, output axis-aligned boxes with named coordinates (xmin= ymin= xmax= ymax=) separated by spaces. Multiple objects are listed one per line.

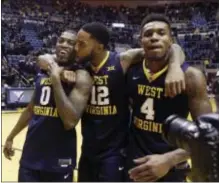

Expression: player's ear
xmin=139 ymin=33 xmax=143 ymax=47
xmin=169 ymin=34 xmax=174 ymax=45
xmin=169 ymin=30 xmax=175 ymax=44
xmin=96 ymin=42 xmax=104 ymax=53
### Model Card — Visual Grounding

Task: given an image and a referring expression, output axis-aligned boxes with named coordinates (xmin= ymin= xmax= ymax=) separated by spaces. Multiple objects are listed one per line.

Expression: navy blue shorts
xmin=18 ymin=166 xmax=73 ymax=182
xmin=78 ymin=154 xmax=125 ymax=182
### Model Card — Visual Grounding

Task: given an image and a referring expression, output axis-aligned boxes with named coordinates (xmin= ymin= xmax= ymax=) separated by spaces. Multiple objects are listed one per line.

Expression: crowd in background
xmin=1 ymin=0 xmax=219 ymax=95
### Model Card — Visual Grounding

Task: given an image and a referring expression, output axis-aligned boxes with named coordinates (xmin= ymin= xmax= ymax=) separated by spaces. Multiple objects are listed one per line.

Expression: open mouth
xmin=59 ymin=50 xmax=68 ymax=56
xmin=148 ymin=45 xmax=163 ymax=50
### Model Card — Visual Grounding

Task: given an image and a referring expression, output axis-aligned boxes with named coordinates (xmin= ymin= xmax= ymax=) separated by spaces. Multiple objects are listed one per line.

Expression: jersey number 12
xmin=91 ymin=86 xmax=109 ymax=105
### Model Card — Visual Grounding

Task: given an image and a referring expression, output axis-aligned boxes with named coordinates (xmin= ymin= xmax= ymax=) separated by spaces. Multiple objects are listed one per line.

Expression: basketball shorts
xmin=18 ymin=165 xmax=73 ymax=182
xmin=78 ymin=154 xmax=125 ymax=182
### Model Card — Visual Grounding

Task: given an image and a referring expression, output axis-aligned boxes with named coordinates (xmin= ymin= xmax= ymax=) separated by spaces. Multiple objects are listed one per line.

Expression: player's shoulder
xmin=108 ymin=51 xmax=120 ymax=61
xmin=105 ymin=51 xmax=123 ymax=69
xmin=185 ymin=66 xmax=206 ymax=94
xmin=185 ymin=66 xmax=205 ymax=80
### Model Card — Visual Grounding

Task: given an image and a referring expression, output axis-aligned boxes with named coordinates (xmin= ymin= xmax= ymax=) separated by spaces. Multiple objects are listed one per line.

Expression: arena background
xmin=1 ymin=0 xmax=219 ymax=181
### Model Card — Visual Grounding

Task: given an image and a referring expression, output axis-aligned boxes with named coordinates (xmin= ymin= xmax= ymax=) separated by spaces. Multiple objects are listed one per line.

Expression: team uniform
xmin=19 ymin=69 xmax=77 ymax=182
xmin=125 ymin=60 xmax=190 ymax=182
xmin=79 ymin=51 xmax=130 ymax=181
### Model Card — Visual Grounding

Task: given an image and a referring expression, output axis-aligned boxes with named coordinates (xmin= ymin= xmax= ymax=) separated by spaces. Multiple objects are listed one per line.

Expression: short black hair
xmin=82 ymin=22 xmax=110 ymax=48
xmin=63 ymin=29 xmax=77 ymax=35
xmin=140 ymin=13 xmax=171 ymax=31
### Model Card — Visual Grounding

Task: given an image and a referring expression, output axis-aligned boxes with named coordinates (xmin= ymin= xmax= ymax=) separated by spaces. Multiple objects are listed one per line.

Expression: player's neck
xmin=146 ymin=59 xmax=168 ymax=73
xmin=91 ymin=50 xmax=108 ymax=67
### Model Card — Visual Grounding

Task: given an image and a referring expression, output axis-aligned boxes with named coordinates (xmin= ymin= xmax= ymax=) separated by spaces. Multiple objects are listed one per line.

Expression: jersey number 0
xmin=40 ymin=86 xmax=51 ymax=105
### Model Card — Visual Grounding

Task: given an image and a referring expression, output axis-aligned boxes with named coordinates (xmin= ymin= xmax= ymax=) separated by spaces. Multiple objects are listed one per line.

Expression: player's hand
xmin=38 ymin=54 xmax=55 ymax=71
xmin=129 ymin=154 xmax=171 ymax=182
xmin=3 ymin=138 xmax=15 ymax=160
xmin=165 ymin=65 xmax=185 ymax=98
xmin=47 ymin=62 xmax=64 ymax=79
xmin=60 ymin=70 xmax=76 ymax=84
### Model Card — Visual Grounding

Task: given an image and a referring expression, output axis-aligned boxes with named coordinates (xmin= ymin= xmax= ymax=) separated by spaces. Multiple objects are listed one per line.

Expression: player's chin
xmin=57 ymin=57 xmax=69 ymax=64
xmin=147 ymin=53 xmax=165 ymax=61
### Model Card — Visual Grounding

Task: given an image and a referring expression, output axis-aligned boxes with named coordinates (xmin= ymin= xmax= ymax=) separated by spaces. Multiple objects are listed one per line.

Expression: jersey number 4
xmin=91 ymin=86 xmax=109 ymax=105
xmin=40 ymin=86 xmax=51 ymax=105
xmin=141 ymin=98 xmax=155 ymax=120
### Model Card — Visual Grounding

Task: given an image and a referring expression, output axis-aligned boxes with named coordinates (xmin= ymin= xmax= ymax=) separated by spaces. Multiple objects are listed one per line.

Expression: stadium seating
xmin=1 ymin=0 xmax=219 ymax=88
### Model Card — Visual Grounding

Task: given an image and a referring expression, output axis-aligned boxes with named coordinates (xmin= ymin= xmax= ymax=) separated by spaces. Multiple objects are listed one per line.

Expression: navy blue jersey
xmin=81 ymin=51 xmax=130 ymax=157
xmin=20 ymin=70 xmax=77 ymax=173
xmin=126 ymin=60 xmax=190 ymax=168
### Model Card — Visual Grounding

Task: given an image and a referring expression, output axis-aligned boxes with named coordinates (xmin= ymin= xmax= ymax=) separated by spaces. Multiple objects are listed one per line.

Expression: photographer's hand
xmin=129 ymin=154 xmax=172 ymax=182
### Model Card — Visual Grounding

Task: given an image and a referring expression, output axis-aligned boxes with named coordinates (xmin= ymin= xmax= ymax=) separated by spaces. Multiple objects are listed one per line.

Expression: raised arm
xmin=119 ymin=48 xmax=144 ymax=73
xmin=120 ymin=44 xmax=186 ymax=98
xmin=37 ymin=54 xmax=56 ymax=71
xmin=165 ymin=44 xmax=186 ymax=98
xmin=119 ymin=43 xmax=184 ymax=73
xmin=49 ymin=62 xmax=92 ymax=130
xmin=185 ymin=67 xmax=212 ymax=120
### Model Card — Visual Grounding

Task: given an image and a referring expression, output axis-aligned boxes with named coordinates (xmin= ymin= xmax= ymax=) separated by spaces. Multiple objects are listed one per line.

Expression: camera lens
xmin=163 ymin=115 xmax=198 ymax=152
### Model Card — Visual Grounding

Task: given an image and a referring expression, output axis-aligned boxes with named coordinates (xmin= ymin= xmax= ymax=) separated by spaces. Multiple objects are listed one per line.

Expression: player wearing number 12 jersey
xmin=74 ymin=22 xmax=187 ymax=182
xmin=126 ymin=14 xmax=212 ymax=182
xmin=4 ymin=30 xmax=92 ymax=182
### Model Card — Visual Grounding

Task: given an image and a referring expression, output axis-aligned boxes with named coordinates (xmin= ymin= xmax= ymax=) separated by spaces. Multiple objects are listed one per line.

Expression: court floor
xmin=1 ymin=98 xmax=217 ymax=181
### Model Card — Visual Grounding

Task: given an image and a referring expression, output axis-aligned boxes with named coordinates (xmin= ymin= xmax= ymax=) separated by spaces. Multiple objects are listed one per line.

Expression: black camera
xmin=163 ymin=113 xmax=219 ymax=182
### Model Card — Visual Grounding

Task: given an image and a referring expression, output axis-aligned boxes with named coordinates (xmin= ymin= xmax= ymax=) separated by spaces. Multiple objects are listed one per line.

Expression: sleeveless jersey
xmin=126 ymin=61 xmax=190 ymax=179
xmin=20 ymin=68 xmax=77 ymax=173
xmin=81 ymin=51 xmax=130 ymax=158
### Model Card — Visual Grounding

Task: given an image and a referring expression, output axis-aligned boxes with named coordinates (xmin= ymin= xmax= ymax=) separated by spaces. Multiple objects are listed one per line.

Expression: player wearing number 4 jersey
xmin=126 ymin=14 xmax=212 ymax=182
xmin=70 ymin=22 xmax=186 ymax=182
xmin=3 ymin=30 xmax=92 ymax=182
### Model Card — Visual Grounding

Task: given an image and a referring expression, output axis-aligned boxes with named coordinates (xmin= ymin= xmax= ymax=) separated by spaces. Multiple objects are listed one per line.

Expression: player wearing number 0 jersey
xmin=3 ymin=30 xmax=92 ymax=182
xmin=74 ymin=22 xmax=187 ymax=182
xmin=126 ymin=14 xmax=212 ymax=182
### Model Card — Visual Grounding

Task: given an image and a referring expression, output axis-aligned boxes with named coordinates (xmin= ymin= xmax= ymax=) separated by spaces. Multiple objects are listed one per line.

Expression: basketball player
xmin=126 ymin=14 xmax=212 ymax=182
xmin=70 ymin=22 xmax=187 ymax=182
xmin=3 ymin=30 xmax=92 ymax=182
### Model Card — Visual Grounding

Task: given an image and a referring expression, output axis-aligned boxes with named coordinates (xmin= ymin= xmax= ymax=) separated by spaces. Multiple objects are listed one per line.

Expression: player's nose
xmin=60 ymin=41 xmax=70 ymax=49
xmin=150 ymin=33 xmax=159 ymax=42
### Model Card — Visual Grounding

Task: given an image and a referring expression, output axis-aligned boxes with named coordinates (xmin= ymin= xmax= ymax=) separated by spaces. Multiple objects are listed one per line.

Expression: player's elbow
xmin=63 ymin=121 xmax=76 ymax=130
xmin=63 ymin=116 xmax=80 ymax=130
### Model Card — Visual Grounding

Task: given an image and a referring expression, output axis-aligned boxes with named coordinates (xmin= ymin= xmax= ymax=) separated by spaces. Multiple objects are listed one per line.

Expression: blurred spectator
xmin=1 ymin=0 xmax=219 ymax=89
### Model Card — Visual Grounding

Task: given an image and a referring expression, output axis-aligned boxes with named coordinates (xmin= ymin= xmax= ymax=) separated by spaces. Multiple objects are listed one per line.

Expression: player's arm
xmin=157 ymin=68 xmax=213 ymax=171
xmin=120 ymin=43 xmax=184 ymax=73
xmin=165 ymin=44 xmax=186 ymax=97
xmin=120 ymin=44 xmax=185 ymax=97
xmin=4 ymin=91 xmax=35 ymax=160
xmin=50 ymin=66 xmax=92 ymax=130
xmin=158 ymin=67 xmax=213 ymax=172
xmin=129 ymin=68 xmax=212 ymax=182
xmin=37 ymin=54 xmax=56 ymax=71
xmin=185 ymin=67 xmax=212 ymax=120
xmin=6 ymin=91 xmax=35 ymax=140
